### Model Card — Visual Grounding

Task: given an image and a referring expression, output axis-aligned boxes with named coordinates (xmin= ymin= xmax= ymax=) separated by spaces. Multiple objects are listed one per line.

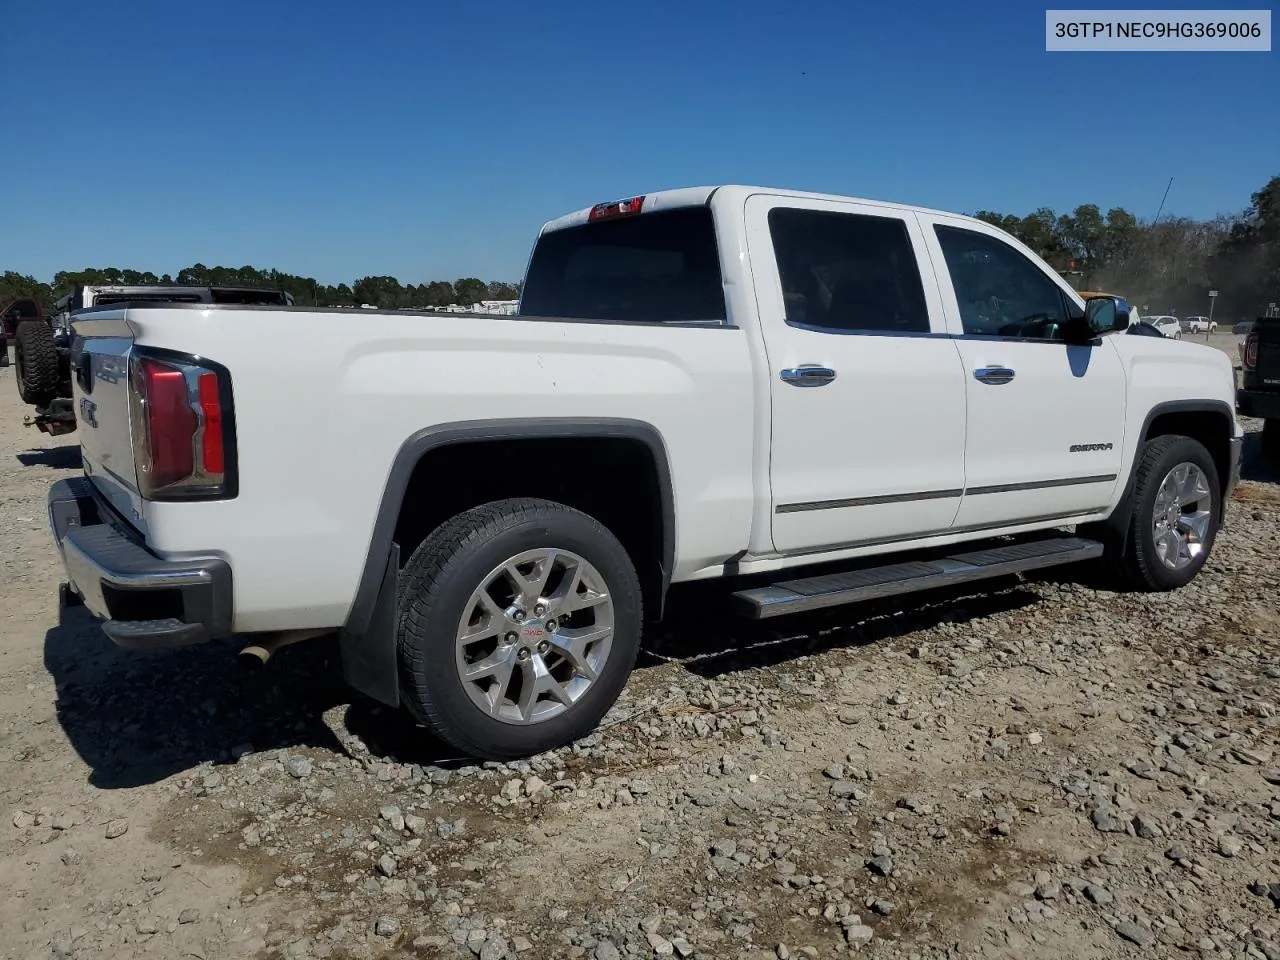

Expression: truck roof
xmin=538 ymin=184 xmax=988 ymax=235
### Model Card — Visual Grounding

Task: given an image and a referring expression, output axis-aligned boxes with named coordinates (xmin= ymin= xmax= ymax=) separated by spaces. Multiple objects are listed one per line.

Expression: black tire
xmin=1262 ymin=419 xmax=1280 ymax=468
xmin=396 ymin=497 xmax=643 ymax=760
xmin=1102 ymin=435 xmax=1221 ymax=591
xmin=14 ymin=321 xmax=60 ymax=405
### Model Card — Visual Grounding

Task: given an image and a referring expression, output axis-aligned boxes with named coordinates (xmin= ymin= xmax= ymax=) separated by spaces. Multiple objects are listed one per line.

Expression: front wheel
xmin=1102 ymin=435 xmax=1221 ymax=590
xmin=396 ymin=498 xmax=643 ymax=760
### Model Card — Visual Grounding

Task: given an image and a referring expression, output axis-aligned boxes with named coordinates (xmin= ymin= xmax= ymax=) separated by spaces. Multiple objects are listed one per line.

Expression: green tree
xmin=352 ymin=275 xmax=404 ymax=308
xmin=453 ymin=278 xmax=488 ymax=305
xmin=487 ymin=281 xmax=520 ymax=300
xmin=0 ymin=271 xmax=54 ymax=311
xmin=1209 ymin=175 xmax=1280 ymax=317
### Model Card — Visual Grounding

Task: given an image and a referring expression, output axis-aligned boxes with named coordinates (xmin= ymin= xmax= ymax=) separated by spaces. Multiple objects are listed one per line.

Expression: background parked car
xmin=1183 ymin=315 xmax=1218 ymax=333
xmin=1147 ymin=315 xmax=1184 ymax=339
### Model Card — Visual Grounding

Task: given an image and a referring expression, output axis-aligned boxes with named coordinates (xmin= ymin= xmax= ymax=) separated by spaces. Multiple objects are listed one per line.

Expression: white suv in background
xmin=1148 ymin=315 xmax=1184 ymax=339
xmin=1183 ymin=315 xmax=1217 ymax=333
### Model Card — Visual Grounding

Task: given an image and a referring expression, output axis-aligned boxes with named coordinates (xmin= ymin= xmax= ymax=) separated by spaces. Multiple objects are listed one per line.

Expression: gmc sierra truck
xmin=48 ymin=185 xmax=1242 ymax=761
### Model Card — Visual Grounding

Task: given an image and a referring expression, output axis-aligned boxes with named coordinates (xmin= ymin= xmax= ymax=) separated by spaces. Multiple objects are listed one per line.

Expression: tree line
xmin=3 ymin=173 xmax=1276 ymax=320
xmin=974 ymin=174 xmax=1279 ymax=320
xmin=0 ymin=265 xmax=521 ymax=313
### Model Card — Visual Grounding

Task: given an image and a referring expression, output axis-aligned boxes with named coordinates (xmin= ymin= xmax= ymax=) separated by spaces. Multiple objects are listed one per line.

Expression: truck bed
xmin=70 ymin=304 xmax=758 ymax=631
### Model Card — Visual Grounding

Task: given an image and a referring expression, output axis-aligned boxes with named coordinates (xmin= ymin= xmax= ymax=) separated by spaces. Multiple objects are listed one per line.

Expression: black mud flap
xmin=338 ymin=543 xmax=401 ymax=707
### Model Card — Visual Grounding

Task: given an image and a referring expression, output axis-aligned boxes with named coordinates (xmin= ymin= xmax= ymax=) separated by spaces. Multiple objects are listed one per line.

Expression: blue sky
xmin=2 ymin=0 xmax=1276 ymax=285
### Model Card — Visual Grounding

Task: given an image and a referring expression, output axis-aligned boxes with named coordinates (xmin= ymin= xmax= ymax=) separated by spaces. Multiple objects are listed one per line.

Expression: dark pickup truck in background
xmin=1238 ymin=314 xmax=1280 ymax=464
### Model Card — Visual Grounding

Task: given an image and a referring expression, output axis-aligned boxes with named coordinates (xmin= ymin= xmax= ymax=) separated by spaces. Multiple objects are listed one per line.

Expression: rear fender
xmin=338 ymin=418 xmax=675 ymax=707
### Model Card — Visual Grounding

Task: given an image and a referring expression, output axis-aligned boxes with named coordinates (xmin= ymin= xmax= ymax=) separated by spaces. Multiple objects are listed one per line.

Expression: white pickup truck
xmin=50 ymin=185 xmax=1242 ymax=760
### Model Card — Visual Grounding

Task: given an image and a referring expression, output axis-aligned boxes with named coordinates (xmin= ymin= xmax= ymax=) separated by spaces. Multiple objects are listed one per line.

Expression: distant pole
xmin=1153 ymin=177 xmax=1173 ymax=224
xmin=1207 ymin=289 xmax=1218 ymax=338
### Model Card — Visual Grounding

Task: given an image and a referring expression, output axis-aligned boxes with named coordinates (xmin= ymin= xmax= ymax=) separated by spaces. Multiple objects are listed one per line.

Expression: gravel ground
xmin=1 ymin=346 xmax=1278 ymax=960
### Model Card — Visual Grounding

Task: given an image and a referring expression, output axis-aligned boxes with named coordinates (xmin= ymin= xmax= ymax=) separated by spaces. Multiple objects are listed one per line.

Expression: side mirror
xmin=1084 ymin=295 xmax=1130 ymax=334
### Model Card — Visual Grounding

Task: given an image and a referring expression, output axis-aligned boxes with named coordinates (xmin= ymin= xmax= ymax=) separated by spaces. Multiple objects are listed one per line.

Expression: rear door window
xmin=519 ymin=208 xmax=727 ymax=323
xmin=767 ymin=207 xmax=931 ymax=334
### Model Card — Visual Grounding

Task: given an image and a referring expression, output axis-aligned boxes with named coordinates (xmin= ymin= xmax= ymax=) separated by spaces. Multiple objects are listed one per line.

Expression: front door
xmin=917 ymin=213 xmax=1127 ymax=530
xmin=745 ymin=195 xmax=969 ymax=555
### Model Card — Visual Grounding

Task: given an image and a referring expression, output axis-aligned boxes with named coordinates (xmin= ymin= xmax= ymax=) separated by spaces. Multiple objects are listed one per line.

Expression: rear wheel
xmin=1101 ymin=435 xmax=1221 ymax=591
xmin=14 ymin=322 xmax=60 ymax=405
xmin=396 ymin=498 xmax=643 ymax=760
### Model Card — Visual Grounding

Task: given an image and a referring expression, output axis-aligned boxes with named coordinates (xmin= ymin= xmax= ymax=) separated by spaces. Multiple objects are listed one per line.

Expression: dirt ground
xmin=1 ymin=342 xmax=1278 ymax=960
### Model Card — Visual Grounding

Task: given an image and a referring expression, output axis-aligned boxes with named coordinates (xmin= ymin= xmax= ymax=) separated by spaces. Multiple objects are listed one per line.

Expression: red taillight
xmin=197 ymin=372 xmax=224 ymax=474
xmin=588 ymin=195 xmax=645 ymax=221
xmin=129 ymin=353 xmax=233 ymax=500
xmin=1243 ymin=333 xmax=1259 ymax=371
xmin=138 ymin=359 xmax=195 ymax=489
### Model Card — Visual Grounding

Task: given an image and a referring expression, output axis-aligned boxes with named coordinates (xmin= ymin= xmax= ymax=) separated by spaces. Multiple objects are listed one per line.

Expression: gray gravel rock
xmin=1115 ymin=922 xmax=1155 ymax=948
xmin=1084 ymin=884 xmax=1113 ymax=906
xmin=1133 ymin=812 xmax=1163 ymax=839
xmin=867 ymin=855 xmax=893 ymax=876
xmin=283 ymin=756 xmax=313 ymax=779
xmin=379 ymin=805 xmax=405 ymax=831
xmin=1091 ymin=806 xmax=1125 ymax=833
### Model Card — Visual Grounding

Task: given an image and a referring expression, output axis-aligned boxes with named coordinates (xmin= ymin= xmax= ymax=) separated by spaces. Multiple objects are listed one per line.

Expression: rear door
xmin=745 ymin=195 xmax=969 ymax=555
xmin=917 ymin=214 xmax=1126 ymax=530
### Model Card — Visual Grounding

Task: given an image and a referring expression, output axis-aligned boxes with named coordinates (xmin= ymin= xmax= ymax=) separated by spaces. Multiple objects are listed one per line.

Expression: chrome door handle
xmin=974 ymin=366 xmax=1015 ymax=385
xmin=780 ymin=365 xmax=837 ymax=387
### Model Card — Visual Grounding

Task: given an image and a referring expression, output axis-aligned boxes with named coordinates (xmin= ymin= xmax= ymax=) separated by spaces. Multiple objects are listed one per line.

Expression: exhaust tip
xmin=238 ymin=645 xmax=272 ymax=669
xmin=236 ymin=629 xmax=331 ymax=671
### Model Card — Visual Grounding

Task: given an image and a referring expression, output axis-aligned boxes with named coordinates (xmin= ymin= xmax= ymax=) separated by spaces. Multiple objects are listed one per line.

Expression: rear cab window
xmin=519 ymin=207 xmax=727 ymax=324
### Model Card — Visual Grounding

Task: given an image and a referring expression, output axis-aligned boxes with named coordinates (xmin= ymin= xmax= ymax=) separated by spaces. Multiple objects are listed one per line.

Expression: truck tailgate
xmin=71 ymin=314 xmax=147 ymax=530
